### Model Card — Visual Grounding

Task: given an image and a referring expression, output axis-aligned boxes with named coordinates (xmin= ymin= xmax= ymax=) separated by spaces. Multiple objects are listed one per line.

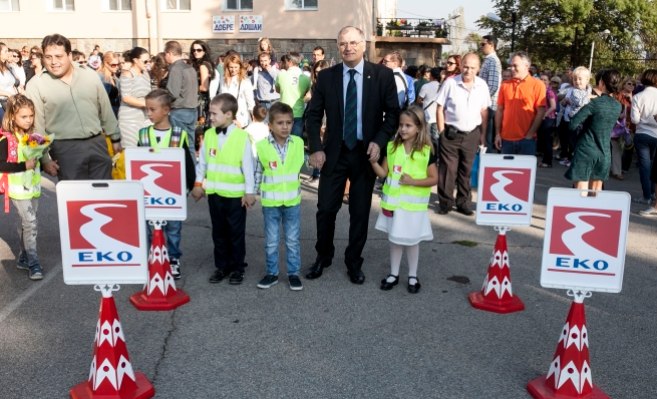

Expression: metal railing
xmin=376 ymin=17 xmax=449 ymax=38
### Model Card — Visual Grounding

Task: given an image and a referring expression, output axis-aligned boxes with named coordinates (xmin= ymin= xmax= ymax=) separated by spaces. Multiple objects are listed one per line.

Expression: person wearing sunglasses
xmin=96 ymin=51 xmax=121 ymax=117
xmin=442 ymin=55 xmax=461 ymax=82
xmin=189 ymin=40 xmax=215 ymax=142
xmin=9 ymin=49 xmax=26 ymax=90
xmin=71 ymin=50 xmax=87 ymax=66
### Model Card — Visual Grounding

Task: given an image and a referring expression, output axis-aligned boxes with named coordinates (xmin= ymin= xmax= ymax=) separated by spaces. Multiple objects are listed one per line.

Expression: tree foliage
xmin=476 ymin=0 xmax=657 ymax=76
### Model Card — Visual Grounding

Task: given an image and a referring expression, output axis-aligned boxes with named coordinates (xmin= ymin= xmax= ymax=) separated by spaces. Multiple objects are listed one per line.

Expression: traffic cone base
xmin=130 ymin=222 xmax=190 ymax=311
xmin=468 ymin=291 xmax=525 ymax=314
xmin=70 ymin=372 xmax=154 ymax=399
xmin=527 ymin=375 xmax=609 ymax=399
xmin=130 ymin=289 xmax=190 ymax=311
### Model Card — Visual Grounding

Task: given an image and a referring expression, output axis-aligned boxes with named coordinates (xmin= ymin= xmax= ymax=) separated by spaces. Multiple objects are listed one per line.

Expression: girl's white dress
xmin=374 ymin=152 xmax=434 ymax=246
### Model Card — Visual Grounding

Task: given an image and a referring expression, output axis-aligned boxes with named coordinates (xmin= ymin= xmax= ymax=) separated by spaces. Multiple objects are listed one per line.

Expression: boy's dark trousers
xmin=208 ymin=194 xmax=247 ymax=273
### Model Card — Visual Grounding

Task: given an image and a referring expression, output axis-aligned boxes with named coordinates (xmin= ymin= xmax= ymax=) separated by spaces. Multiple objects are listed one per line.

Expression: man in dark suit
xmin=305 ymin=26 xmax=400 ymax=284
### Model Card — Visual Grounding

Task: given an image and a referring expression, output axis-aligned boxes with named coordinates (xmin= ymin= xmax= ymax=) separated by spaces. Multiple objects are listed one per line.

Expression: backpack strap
xmin=394 ymin=72 xmax=410 ymax=108
xmin=170 ymin=126 xmax=183 ymax=148
xmin=138 ymin=127 xmax=150 ymax=147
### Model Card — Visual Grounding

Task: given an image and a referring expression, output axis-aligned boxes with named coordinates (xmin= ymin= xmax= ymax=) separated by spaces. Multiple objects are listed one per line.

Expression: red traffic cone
xmin=130 ymin=221 xmax=190 ymax=311
xmin=70 ymin=286 xmax=155 ymax=399
xmin=527 ymin=292 xmax=609 ymax=399
xmin=469 ymin=226 xmax=525 ymax=314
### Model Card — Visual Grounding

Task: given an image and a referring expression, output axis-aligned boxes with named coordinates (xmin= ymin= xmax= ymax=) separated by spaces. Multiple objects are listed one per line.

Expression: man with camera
xmin=435 ymin=53 xmax=491 ymax=216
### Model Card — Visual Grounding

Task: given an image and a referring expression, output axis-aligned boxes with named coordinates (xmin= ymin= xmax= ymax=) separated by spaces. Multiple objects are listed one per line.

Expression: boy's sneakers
xmin=16 ymin=260 xmax=30 ymax=271
xmin=28 ymin=265 xmax=44 ymax=281
xmin=170 ymin=258 xmax=181 ymax=280
xmin=257 ymin=274 xmax=278 ymax=289
xmin=289 ymin=275 xmax=303 ymax=291
xmin=639 ymin=207 xmax=657 ymax=217
xmin=229 ymin=271 xmax=245 ymax=285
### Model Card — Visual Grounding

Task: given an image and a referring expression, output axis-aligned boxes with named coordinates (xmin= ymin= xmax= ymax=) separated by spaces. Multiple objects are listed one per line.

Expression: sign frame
xmin=475 ymin=154 xmax=537 ymax=226
xmin=540 ymin=188 xmax=630 ymax=293
xmin=124 ymin=147 xmax=187 ymax=221
xmin=57 ymin=181 xmax=148 ymax=285
xmin=212 ymin=15 xmax=235 ymax=33
xmin=239 ymin=15 xmax=263 ymax=32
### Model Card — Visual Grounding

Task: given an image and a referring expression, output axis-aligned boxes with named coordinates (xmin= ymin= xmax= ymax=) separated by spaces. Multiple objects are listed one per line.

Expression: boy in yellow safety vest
xmin=0 ymin=95 xmax=44 ymax=280
xmin=253 ymin=102 xmax=305 ymax=291
xmin=138 ymin=89 xmax=197 ymax=279
xmin=191 ymin=93 xmax=256 ymax=285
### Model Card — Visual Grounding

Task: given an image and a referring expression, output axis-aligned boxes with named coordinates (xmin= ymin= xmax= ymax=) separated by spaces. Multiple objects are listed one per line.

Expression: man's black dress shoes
xmin=305 ymin=259 xmax=332 ymax=279
xmin=347 ymin=269 xmax=365 ymax=285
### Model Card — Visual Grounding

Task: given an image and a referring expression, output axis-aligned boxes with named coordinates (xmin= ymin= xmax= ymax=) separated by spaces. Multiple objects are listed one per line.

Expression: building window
xmin=164 ymin=0 xmax=190 ymax=10
xmin=49 ymin=0 xmax=74 ymax=11
xmin=105 ymin=0 xmax=131 ymax=11
xmin=224 ymin=0 xmax=252 ymax=11
xmin=0 ymin=0 xmax=20 ymax=11
xmin=285 ymin=0 xmax=317 ymax=10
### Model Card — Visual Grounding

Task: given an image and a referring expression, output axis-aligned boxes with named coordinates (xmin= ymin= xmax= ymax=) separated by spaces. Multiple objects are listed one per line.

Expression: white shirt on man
xmin=631 ymin=86 xmax=657 ymax=138
xmin=435 ymin=74 xmax=491 ymax=132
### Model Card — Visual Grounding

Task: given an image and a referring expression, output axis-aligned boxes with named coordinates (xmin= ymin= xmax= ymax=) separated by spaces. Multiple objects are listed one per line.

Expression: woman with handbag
xmin=0 ymin=44 xmax=20 ymax=120
xmin=219 ymin=54 xmax=254 ymax=129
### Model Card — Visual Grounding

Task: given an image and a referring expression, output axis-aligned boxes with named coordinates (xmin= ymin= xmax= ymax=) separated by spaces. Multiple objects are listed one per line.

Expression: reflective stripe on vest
xmin=139 ymin=126 xmax=188 ymax=148
xmin=204 ymin=127 xmax=250 ymax=198
xmin=380 ymin=142 xmax=431 ymax=211
xmin=1 ymin=135 xmax=41 ymax=200
xmin=255 ymin=136 xmax=304 ymax=207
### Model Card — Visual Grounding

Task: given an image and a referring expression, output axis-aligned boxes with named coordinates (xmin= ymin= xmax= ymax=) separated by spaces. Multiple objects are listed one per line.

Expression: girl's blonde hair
xmin=1 ymin=94 xmax=35 ymax=134
xmin=390 ymin=105 xmax=434 ymax=159
xmin=97 ymin=51 xmax=118 ymax=86
xmin=259 ymin=38 xmax=272 ymax=52
xmin=223 ymin=54 xmax=247 ymax=84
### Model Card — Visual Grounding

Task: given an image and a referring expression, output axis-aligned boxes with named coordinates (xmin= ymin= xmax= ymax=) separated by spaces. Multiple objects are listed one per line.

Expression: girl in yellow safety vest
xmin=370 ymin=105 xmax=438 ymax=294
xmin=0 ymin=95 xmax=44 ymax=280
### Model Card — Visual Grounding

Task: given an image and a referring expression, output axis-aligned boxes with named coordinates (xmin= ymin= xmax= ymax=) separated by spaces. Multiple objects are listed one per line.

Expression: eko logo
xmin=67 ymin=200 xmax=141 ymax=267
xmin=548 ymin=206 xmax=622 ymax=276
xmin=131 ymin=161 xmax=182 ymax=208
xmin=481 ymin=168 xmax=531 ymax=214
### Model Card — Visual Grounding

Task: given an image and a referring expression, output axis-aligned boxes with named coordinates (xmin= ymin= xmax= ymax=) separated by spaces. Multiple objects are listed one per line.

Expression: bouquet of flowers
xmin=20 ymin=133 xmax=51 ymax=189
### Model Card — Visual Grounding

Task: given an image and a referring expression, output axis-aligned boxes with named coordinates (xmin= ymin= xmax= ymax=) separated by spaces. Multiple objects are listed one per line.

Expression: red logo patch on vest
xmin=269 ymin=161 xmax=278 ymax=170
xmin=209 ymin=149 xmax=217 ymax=158
xmin=393 ymin=165 xmax=402 ymax=174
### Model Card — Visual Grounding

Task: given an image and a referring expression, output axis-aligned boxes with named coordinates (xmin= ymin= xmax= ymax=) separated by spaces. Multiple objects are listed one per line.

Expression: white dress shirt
xmin=195 ymin=124 xmax=255 ymax=194
xmin=631 ymin=86 xmax=657 ymax=138
xmin=435 ymin=75 xmax=491 ymax=132
xmin=342 ymin=58 xmax=364 ymax=140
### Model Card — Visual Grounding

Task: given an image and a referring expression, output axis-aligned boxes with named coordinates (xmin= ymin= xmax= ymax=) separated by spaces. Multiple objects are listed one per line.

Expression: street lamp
xmin=589 ymin=29 xmax=610 ymax=70
xmin=486 ymin=12 xmax=517 ymax=52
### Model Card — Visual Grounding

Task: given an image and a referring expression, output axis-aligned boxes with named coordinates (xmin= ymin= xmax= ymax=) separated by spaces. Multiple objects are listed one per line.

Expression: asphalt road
xmin=1 ymin=163 xmax=656 ymax=399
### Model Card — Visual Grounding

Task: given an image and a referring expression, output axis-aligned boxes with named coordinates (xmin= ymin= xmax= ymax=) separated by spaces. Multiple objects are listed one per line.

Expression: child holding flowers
xmin=0 ymin=95 xmax=50 ymax=280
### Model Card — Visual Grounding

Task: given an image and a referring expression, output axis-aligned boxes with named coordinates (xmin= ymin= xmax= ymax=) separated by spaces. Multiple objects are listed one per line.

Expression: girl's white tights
xmin=387 ymin=243 xmax=420 ymax=285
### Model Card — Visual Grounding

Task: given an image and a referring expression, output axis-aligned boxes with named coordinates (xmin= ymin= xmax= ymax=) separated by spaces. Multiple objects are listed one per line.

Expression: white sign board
xmin=213 ymin=15 xmax=235 ymax=33
xmin=540 ymin=188 xmax=630 ymax=293
xmin=475 ymin=154 xmax=537 ymax=226
xmin=239 ymin=15 xmax=263 ymax=32
xmin=57 ymin=181 xmax=148 ymax=285
xmin=124 ymin=147 xmax=187 ymax=221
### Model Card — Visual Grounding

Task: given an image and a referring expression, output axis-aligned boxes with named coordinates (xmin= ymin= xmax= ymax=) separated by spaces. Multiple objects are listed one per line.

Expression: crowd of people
xmin=1 ymin=28 xmax=656 ymax=293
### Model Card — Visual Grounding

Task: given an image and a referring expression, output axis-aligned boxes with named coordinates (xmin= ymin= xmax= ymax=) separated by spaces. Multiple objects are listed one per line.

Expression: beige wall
xmin=1 ymin=0 xmax=374 ymax=47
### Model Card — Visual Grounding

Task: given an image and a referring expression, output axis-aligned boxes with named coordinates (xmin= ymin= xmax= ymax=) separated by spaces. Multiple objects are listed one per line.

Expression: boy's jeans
xmin=147 ymin=220 xmax=183 ymax=260
xmin=12 ymin=198 xmax=39 ymax=267
xmin=262 ymin=204 xmax=301 ymax=276
xmin=501 ymin=138 xmax=536 ymax=156
xmin=635 ymin=133 xmax=657 ymax=200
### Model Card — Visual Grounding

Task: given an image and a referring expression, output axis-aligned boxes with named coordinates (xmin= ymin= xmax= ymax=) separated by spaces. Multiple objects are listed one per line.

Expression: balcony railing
xmin=376 ymin=18 xmax=449 ymax=38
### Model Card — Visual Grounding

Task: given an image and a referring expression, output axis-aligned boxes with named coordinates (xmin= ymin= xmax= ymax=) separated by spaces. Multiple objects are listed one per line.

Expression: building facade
xmin=0 ymin=0 xmax=375 ymax=61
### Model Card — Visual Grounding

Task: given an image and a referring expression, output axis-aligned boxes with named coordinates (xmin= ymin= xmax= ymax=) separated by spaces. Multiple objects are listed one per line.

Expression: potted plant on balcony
xmin=416 ymin=20 xmax=432 ymax=31
xmin=376 ymin=21 xmax=383 ymax=36
xmin=386 ymin=19 xmax=400 ymax=30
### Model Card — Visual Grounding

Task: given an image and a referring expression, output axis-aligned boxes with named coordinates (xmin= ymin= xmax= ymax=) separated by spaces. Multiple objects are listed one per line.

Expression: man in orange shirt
xmin=494 ymin=51 xmax=546 ymax=155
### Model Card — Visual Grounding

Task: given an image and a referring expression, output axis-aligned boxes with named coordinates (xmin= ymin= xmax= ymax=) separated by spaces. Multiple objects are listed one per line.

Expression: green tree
xmin=464 ymin=33 xmax=483 ymax=54
xmin=477 ymin=0 xmax=657 ymax=76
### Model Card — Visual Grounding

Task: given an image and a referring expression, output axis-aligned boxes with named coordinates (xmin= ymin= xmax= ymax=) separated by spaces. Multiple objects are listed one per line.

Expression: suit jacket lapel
xmin=335 ymin=63 xmax=344 ymax=122
xmin=362 ymin=61 xmax=371 ymax=116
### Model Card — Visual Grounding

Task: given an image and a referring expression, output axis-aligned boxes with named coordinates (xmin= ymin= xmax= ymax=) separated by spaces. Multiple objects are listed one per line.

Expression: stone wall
xmin=373 ymin=41 xmax=444 ymax=67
